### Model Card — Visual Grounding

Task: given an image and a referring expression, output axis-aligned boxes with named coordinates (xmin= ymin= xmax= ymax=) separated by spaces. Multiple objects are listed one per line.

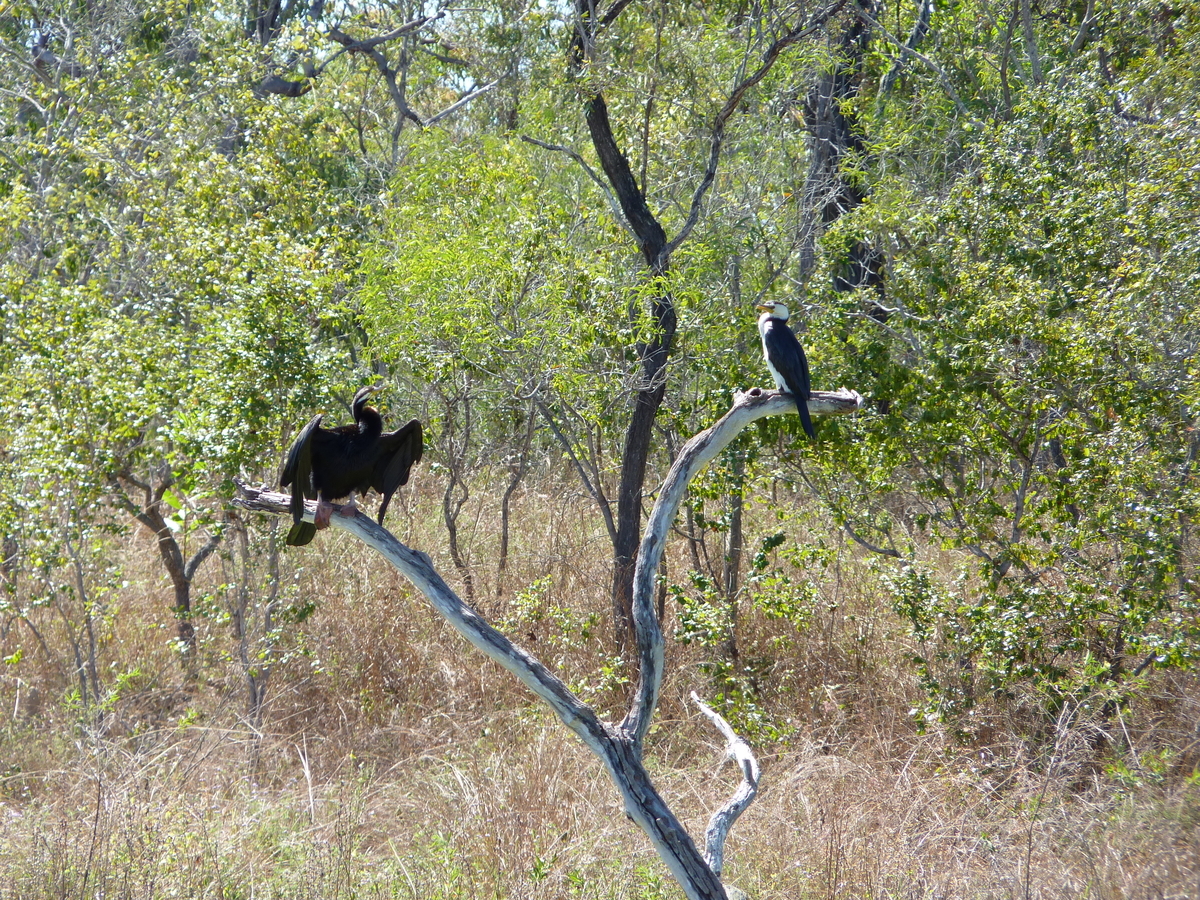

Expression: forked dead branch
xmin=236 ymin=386 xmax=861 ymax=900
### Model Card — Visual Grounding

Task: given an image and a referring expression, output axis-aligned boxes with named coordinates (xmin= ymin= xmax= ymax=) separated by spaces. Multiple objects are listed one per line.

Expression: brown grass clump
xmin=1 ymin=472 xmax=1199 ymax=899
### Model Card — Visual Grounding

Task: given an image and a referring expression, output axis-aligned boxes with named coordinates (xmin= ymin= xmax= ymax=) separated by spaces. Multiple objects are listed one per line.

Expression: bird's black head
xmin=351 ymin=384 xmax=384 ymax=420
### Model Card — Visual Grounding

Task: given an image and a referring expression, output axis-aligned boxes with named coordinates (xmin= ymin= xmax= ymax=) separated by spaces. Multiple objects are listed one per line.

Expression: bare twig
xmin=535 ymin=398 xmax=618 ymax=543
xmin=691 ymin=692 xmax=760 ymax=878
xmin=425 ymin=79 xmax=500 ymax=126
xmin=520 ymin=135 xmax=631 ymax=238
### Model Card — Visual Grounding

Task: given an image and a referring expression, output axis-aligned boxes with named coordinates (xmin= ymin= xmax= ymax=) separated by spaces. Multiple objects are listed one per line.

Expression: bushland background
xmin=1 ymin=0 xmax=1199 ymax=896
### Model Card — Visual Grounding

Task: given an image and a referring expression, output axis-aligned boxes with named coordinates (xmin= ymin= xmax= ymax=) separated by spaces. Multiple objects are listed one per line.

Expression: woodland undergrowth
xmin=1 ymin=467 xmax=1198 ymax=900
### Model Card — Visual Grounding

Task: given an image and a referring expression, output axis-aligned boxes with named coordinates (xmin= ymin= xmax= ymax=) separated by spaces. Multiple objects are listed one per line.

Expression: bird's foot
xmin=336 ymin=494 xmax=359 ymax=518
xmin=314 ymin=500 xmax=334 ymax=530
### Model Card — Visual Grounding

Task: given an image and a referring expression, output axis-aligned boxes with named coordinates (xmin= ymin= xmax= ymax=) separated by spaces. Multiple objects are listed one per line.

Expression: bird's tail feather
xmin=287 ymin=522 xmax=317 ymax=547
xmin=798 ymin=396 xmax=817 ymax=439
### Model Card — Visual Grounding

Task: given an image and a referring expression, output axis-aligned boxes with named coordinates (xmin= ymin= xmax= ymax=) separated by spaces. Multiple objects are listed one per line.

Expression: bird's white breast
xmin=758 ymin=313 xmax=790 ymax=393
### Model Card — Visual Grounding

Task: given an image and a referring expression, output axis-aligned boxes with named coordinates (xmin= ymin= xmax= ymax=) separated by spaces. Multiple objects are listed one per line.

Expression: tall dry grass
xmin=1 ymin=467 xmax=1198 ymax=898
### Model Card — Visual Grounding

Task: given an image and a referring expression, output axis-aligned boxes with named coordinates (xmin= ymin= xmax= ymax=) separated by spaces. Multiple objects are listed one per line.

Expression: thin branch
xmin=691 ymin=692 xmax=760 ymax=879
xmin=1069 ymin=0 xmax=1096 ymax=54
xmin=668 ymin=0 xmax=849 ymax=256
xmin=536 ymin=398 xmax=618 ymax=543
xmin=425 ymin=78 xmax=500 ymax=126
xmin=841 ymin=520 xmax=902 ymax=558
xmin=520 ymin=135 xmax=631 ymax=237
xmin=326 ymin=15 xmax=438 ymax=54
xmin=793 ymin=466 xmax=902 ymax=558
xmin=184 ymin=530 xmax=223 ymax=582
xmin=267 ymin=16 xmax=442 ymax=98
xmin=857 ymin=7 xmax=975 ymax=120
xmin=599 ymin=0 xmax=635 ymax=28
xmin=568 ymin=0 xmax=637 ymax=67
xmin=880 ymin=0 xmax=934 ymax=95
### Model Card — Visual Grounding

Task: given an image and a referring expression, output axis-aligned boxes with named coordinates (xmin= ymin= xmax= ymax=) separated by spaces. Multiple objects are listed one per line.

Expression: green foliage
xmin=813 ymin=10 xmax=1200 ymax=730
xmin=671 ymin=527 xmax=831 ymax=741
xmin=362 ymin=132 xmax=597 ymax=389
xmin=501 ymin=576 xmax=600 ymax=654
xmin=1 ymin=0 xmax=1197 ymax=759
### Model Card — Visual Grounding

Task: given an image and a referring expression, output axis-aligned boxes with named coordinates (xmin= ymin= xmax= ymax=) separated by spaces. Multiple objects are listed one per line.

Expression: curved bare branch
xmin=691 ymin=692 xmax=760 ymax=878
xmin=622 ymin=387 xmax=863 ymax=747
xmin=233 ymin=481 xmax=726 ymax=899
xmin=234 ymin=384 xmax=860 ymax=900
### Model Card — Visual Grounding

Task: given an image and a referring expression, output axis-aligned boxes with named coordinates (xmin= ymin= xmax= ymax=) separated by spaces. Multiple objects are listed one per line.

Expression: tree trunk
xmin=610 ymin=363 xmax=671 ymax=646
xmin=566 ymin=0 xmax=839 ymax=649
xmin=497 ymin=399 xmax=536 ymax=599
xmin=139 ymin=500 xmax=199 ymax=657
xmin=582 ymin=92 xmax=677 ymax=647
xmin=113 ymin=472 xmax=221 ymax=665
xmin=721 ymin=450 xmax=745 ymax=664
xmin=439 ymin=384 xmax=478 ymax=604
xmin=799 ymin=2 xmax=885 ymax=304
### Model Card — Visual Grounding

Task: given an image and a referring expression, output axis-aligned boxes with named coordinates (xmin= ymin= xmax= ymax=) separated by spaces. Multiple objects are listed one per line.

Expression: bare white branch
xmin=623 ymin=388 xmax=863 ymax=747
xmin=233 ymin=482 xmax=727 ymax=900
xmin=691 ymin=692 xmax=760 ymax=878
xmin=426 ymin=79 xmax=500 ymax=126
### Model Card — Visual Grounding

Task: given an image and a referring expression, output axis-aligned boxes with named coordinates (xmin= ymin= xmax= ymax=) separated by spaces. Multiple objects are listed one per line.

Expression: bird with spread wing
xmin=280 ymin=385 xmax=423 ymax=546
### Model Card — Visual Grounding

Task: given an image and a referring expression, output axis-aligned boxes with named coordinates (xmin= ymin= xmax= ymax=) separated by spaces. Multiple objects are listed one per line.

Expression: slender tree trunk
xmin=798 ymin=2 xmax=884 ymax=303
xmin=1019 ymin=0 xmax=1043 ymax=85
xmin=610 ymin=361 xmax=671 ymax=645
xmin=582 ymin=92 xmax=677 ymax=647
xmin=440 ymin=384 xmax=478 ymax=603
xmin=137 ymin=500 xmax=198 ymax=657
xmin=230 ymin=514 xmax=279 ymax=731
xmin=721 ymin=451 xmax=745 ymax=664
xmin=113 ymin=472 xmax=221 ymax=665
xmin=498 ymin=399 xmax=536 ymax=600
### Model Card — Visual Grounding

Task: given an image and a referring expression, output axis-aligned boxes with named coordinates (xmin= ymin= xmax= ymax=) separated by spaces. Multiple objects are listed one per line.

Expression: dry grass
xmin=1 ymin=471 xmax=1199 ymax=899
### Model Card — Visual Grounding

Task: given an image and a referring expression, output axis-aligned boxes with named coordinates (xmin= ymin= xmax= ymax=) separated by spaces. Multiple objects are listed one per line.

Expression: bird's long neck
xmin=353 ymin=401 xmax=383 ymax=438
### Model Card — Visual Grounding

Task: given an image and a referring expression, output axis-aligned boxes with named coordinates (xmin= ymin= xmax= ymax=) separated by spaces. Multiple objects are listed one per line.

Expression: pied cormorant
xmin=756 ymin=301 xmax=816 ymax=439
xmin=280 ymin=384 xmax=424 ymax=546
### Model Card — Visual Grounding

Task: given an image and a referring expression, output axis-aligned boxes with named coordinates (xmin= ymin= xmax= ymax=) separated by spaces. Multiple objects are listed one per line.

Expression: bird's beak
xmin=755 ymin=303 xmax=773 ymax=313
xmin=366 ymin=383 xmax=385 ymax=394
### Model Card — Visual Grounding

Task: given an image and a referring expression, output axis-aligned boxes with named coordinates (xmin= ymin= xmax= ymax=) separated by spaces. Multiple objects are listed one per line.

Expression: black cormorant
xmin=756 ymin=301 xmax=816 ymax=439
xmin=280 ymin=385 xmax=424 ymax=546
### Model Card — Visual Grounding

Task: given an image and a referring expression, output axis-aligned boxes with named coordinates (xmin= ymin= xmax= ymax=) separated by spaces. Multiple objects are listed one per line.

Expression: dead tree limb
xmin=691 ymin=691 xmax=760 ymax=878
xmin=623 ymin=388 xmax=862 ymax=747
xmin=234 ymin=385 xmax=860 ymax=900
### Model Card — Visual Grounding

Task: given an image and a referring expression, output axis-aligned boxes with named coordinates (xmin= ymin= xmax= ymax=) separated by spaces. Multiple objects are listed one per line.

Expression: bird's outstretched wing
xmin=280 ymin=414 xmax=324 ymax=546
xmin=371 ymin=419 xmax=424 ymax=526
